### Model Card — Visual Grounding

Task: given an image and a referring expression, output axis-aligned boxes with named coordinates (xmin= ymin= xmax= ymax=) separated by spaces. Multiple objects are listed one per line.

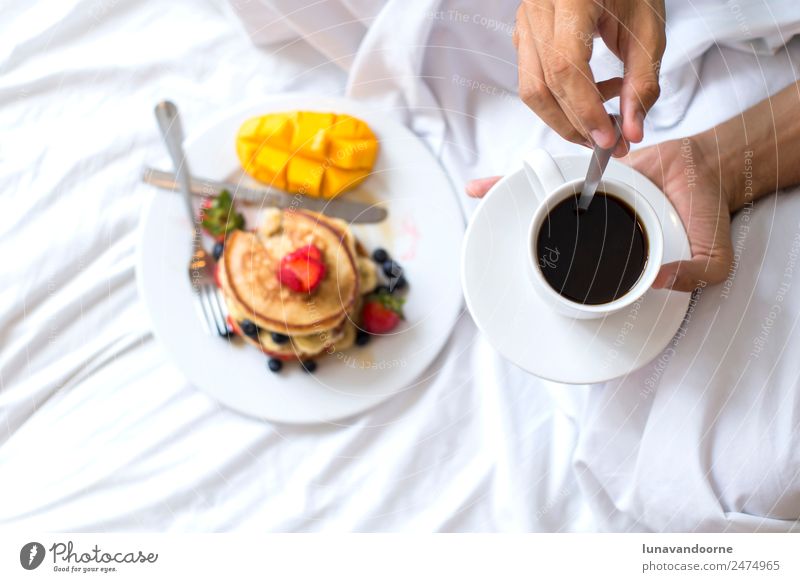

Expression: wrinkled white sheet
xmin=1 ymin=0 xmax=799 ymax=532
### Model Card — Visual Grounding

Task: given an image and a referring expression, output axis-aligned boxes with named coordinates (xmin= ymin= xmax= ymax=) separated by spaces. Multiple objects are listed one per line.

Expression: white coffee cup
xmin=524 ymin=149 xmax=664 ymax=319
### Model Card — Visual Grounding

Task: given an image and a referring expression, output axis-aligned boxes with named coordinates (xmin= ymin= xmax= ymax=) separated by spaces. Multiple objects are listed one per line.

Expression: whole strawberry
xmin=361 ymin=289 xmax=405 ymax=334
xmin=199 ymin=189 xmax=245 ymax=241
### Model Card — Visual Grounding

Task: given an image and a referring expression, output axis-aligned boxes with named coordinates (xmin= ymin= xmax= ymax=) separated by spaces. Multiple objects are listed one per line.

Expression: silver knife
xmin=142 ymin=167 xmax=387 ymax=224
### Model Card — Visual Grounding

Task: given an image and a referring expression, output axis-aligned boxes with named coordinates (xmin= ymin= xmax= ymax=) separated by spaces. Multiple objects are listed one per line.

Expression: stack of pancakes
xmin=218 ymin=208 xmax=377 ymax=360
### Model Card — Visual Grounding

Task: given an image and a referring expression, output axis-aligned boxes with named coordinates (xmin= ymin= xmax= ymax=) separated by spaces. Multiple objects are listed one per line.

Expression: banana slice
xmin=330 ymin=322 xmax=357 ymax=352
xmin=258 ymin=207 xmax=283 ymax=238
xmin=357 ymin=257 xmax=378 ymax=295
xmin=291 ymin=325 xmax=346 ymax=355
xmin=255 ymin=329 xmax=294 ymax=355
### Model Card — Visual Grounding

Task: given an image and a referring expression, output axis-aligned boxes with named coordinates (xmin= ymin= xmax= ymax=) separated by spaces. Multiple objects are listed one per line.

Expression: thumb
xmin=620 ymin=62 xmax=661 ymax=144
xmin=465 ymin=176 xmax=503 ymax=198
xmin=620 ymin=17 xmax=666 ymax=143
xmin=652 ymin=257 xmax=728 ymax=292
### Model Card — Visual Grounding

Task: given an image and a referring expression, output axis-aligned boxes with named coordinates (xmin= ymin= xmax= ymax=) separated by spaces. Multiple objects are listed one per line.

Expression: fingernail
xmin=590 ymin=129 xmax=608 ymax=147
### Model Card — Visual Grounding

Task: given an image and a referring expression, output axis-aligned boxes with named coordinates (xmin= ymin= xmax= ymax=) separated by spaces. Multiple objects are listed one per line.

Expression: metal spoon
xmin=577 ymin=114 xmax=623 ymax=212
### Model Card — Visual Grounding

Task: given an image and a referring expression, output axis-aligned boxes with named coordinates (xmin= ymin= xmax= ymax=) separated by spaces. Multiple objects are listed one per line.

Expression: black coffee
xmin=536 ymin=192 xmax=648 ymax=305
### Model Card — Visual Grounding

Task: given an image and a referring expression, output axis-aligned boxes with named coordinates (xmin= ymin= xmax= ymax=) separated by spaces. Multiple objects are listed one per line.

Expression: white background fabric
xmin=1 ymin=0 xmax=799 ymax=532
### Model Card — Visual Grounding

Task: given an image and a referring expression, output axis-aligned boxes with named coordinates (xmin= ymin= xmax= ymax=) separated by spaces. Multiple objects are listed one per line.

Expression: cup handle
xmin=523 ymin=149 xmax=566 ymax=201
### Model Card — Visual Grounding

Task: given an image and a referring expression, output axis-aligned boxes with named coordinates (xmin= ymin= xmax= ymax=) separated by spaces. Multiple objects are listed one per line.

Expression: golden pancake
xmin=220 ymin=209 xmax=359 ymax=336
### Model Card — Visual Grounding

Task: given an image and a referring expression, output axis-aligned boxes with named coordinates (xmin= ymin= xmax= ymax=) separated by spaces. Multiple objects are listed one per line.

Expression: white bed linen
xmin=1 ymin=0 xmax=799 ymax=532
xmin=0 ymin=0 xmax=587 ymax=532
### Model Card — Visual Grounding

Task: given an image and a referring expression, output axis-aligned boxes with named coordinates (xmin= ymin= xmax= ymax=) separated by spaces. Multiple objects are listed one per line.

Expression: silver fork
xmin=155 ymin=101 xmax=230 ymax=337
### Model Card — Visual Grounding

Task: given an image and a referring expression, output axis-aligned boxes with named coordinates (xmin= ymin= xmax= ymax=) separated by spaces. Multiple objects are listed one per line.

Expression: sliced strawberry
xmin=361 ymin=290 xmax=405 ymax=334
xmin=226 ymin=315 xmax=239 ymax=336
xmin=278 ymin=245 xmax=326 ymax=293
xmin=292 ymin=244 xmax=322 ymax=262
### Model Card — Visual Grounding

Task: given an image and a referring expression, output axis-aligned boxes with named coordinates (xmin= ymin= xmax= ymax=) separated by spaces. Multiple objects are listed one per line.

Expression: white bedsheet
xmin=1 ymin=0 xmax=799 ymax=532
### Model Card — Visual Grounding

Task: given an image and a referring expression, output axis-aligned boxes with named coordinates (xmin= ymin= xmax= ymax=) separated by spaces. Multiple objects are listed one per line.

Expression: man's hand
xmin=465 ymin=138 xmax=735 ymax=292
xmin=626 ymin=138 xmax=733 ymax=291
xmin=515 ymin=0 xmax=666 ymax=151
xmin=466 ymin=82 xmax=800 ymax=292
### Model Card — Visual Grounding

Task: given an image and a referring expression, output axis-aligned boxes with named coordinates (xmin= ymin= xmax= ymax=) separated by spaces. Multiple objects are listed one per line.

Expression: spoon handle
xmin=578 ymin=115 xmax=623 ymax=211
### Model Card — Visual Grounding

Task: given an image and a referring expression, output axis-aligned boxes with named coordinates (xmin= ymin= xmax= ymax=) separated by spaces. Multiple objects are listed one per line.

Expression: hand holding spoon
xmin=578 ymin=115 xmax=623 ymax=212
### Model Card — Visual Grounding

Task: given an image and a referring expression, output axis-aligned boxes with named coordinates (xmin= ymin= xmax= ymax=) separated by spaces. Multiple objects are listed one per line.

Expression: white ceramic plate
xmin=137 ymin=94 xmax=464 ymax=424
xmin=462 ymin=154 xmax=692 ymax=385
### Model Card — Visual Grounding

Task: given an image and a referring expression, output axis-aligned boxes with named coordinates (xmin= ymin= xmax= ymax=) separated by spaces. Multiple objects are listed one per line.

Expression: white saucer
xmin=461 ymin=154 xmax=692 ymax=385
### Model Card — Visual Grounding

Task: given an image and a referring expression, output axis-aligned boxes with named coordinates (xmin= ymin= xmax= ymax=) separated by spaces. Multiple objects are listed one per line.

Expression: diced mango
xmin=235 ymin=111 xmax=379 ymax=198
xmin=328 ymin=116 xmax=375 ymax=140
xmin=290 ymin=112 xmax=334 ymax=161
xmin=237 ymin=117 xmax=263 ymax=141
xmin=236 ymin=140 xmax=257 ymax=167
xmin=328 ymin=138 xmax=379 ymax=170
xmin=322 ymin=167 xmax=368 ymax=199
xmin=255 ymin=146 xmax=291 ymax=189
xmin=286 ymin=156 xmax=325 ymax=196
xmin=258 ymin=113 xmax=293 ymax=148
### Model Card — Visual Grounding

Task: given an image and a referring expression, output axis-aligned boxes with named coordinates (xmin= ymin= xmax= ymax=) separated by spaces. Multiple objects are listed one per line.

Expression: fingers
xmin=517 ymin=9 xmax=588 ymax=145
xmin=547 ymin=1 xmax=616 ymax=147
xmin=515 ymin=1 xmax=666 ymax=146
xmin=466 ymin=176 xmax=503 ymax=198
xmin=596 ymin=77 xmax=623 ymax=102
xmin=516 ymin=1 xmax=627 ymax=149
xmin=652 ymin=255 xmax=730 ymax=292
xmin=595 ymin=78 xmax=631 ymax=156
xmin=619 ymin=3 xmax=666 ymax=143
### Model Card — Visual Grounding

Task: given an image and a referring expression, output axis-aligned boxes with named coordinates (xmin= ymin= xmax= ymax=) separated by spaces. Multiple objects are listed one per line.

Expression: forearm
xmin=695 ymin=81 xmax=800 ymax=212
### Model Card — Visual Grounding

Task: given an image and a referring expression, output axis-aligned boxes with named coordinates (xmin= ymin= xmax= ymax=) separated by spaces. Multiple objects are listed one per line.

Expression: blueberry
xmin=271 ymin=332 xmax=290 ymax=345
xmin=267 ymin=358 xmax=283 ymax=373
xmin=240 ymin=319 xmax=258 ymax=338
xmin=213 ymin=241 xmax=224 ymax=261
xmin=389 ymin=275 xmax=408 ymax=292
xmin=382 ymin=259 xmax=403 ymax=278
xmin=301 ymin=360 xmax=318 ymax=373
xmin=372 ymin=248 xmax=390 ymax=263
xmin=355 ymin=330 xmax=370 ymax=346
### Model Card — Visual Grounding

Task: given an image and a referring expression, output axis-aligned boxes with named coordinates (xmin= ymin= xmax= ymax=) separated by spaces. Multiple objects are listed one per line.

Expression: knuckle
xmin=519 ymin=83 xmax=549 ymax=107
xmin=543 ymin=60 xmax=577 ymax=100
xmin=634 ymin=78 xmax=661 ymax=103
xmin=703 ymin=250 xmax=734 ymax=286
xmin=563 ymin=128 xmax=587 ymax=144
xmin=546 ymin=55 xmax=575 ymax=80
